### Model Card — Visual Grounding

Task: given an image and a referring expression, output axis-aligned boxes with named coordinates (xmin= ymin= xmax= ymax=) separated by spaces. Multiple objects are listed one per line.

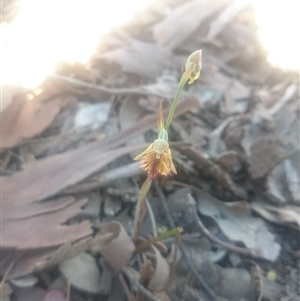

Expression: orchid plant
xmin=133 ymin=50 xmax=202 ymax=235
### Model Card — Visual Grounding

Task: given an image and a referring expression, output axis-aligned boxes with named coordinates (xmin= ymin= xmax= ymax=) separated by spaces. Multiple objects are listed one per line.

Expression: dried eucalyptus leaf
xmin=252 ymin=202 xmax=300 ymax=229
xmin=197 ymin=190 xmax=281 ymax=261
xmin=59 ymin=253 xmax=101 ymax=294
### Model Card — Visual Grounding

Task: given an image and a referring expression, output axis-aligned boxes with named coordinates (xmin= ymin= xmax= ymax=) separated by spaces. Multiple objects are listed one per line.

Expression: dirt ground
xmin=1 ymin=1 xmax=299 ymax=301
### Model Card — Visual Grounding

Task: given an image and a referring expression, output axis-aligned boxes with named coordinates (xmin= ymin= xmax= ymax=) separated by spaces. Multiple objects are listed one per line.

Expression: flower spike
xmin=185 ymin=49 xmax=202 ymax=84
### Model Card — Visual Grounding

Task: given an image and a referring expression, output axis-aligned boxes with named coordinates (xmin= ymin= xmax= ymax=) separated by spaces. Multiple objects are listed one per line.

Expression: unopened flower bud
xmin=185 ymin=49 xmax=202 ymax=84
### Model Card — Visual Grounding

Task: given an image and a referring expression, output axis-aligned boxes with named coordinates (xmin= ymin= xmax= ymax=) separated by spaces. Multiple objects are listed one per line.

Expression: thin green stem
xmin=164 ymin=52 xmax=199 ymax=131
xmin=135 ymin=227 xmax=182 ymax=253
xmin=164 ymin=76 xmax=188 ymax=131
xmin=133 ymin=178 xmax=152 ymax=234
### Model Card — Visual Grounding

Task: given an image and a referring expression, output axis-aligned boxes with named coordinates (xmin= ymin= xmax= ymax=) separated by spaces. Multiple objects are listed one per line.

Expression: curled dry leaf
xmin=128 ymin=244 xmax=170 ymax=296
xmin=101 ymin=40 xmax=171 ymax=78
xmin=139 ymin=260 xmax=155 ymax=287
xmin=153 ymin=0 xmax=230 ymax=50
xmin=196 ymin=189 xmax=281 ymax=261
xmin=147 ymin=244 xmax=170 ymax=292
xmin=92 ymin=222 xmax=135 ymax=272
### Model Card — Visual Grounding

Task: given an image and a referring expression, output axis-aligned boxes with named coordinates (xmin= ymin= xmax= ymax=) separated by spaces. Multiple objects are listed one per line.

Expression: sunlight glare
xmin=1 ymin=0 xmax=299 ymax=90
xmin=0 ymin=0 xmax=153 ymax=89
xmin=253 ymin=0 xmax=300 ymax=71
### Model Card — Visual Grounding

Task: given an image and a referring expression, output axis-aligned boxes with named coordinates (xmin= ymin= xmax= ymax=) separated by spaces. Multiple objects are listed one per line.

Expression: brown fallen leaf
xmin=3 ymin=196 xmax=76 ymax=220
xmin=1 ymin=222 xmax=128 ymax=279
xmin=2 ymin=198 xmax=92 ymax=249
xmin=196 ymin=189 xmax=281 ymax=261
xmin=101 ymin=40 xmax=171 ymax=78
xmin=1 ymin=97 xmax=198 ymax=259
xmin=2 ymin=97 xmax=198 ymax=206
xmin=0 ymin=87 xmax=71 ymax=149
xmin=153 ymin=0 xmax=230 ymax=50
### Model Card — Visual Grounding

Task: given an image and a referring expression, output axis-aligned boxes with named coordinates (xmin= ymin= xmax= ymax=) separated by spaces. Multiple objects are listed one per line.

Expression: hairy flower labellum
xmin=134 ymin=139 xmax=176 ymax=180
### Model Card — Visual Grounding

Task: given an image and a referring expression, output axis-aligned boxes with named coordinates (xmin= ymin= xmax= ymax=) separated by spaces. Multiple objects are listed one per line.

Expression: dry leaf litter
xmin=1 ymin=1 xmax=299 ymax=301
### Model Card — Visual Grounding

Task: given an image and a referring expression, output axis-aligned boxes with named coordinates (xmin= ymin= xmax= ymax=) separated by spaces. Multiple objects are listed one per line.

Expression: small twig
xmin=0 ymin=251 xmax=24 ymax=289
xmin=123 ymin=267 xmax=162 ymax=301
xmin=51 ymin=74 xmax=164 ymax=97
xmin=136 ymin=227 xmax=181 ymax=253
xmin=186 ymin=194 xmax=262 ymax=258
xmin=0 ymin=261 xmax=14 ymax=290
xmin=118 ymin=273 xmax=135 ymax=301
xmin=153 ymin=181 xmax=216 ymax=301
